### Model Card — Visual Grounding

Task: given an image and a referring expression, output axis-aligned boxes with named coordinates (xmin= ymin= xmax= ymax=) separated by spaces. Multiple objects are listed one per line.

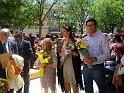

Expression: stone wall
xmin=23 ymin=26 xmax=49 ymax=37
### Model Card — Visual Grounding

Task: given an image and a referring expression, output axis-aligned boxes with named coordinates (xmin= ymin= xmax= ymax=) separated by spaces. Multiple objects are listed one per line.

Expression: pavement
xmin=29 ymin=75 xmax=99 ymax=93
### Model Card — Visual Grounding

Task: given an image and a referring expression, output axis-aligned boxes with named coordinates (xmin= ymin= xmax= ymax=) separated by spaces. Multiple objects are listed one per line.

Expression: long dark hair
xmin=62 ymin=26 xmax=73 ymax=39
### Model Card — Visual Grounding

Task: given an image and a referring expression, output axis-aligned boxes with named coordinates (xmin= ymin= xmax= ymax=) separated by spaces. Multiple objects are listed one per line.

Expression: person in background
xmin=112 ymin=32 xmax=124 ymax=93
xmin=27 ymin=33 xmax=35 ymax=68
xmin=14 ymin=31 xmax=34 ymax=93
xmin=81 ymin=19 xmax=110 ymax=93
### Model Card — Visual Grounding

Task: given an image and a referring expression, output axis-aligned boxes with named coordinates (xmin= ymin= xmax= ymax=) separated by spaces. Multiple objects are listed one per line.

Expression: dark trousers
xmin=121 ymin=75 xmax=124 ymax=93
xmin=8 ymin=88 xmax=22 ymax=93
xmin=22 ymin=58 xmax=30 ymax=93
xmin=29 ymin=57 xmax=35 ymax=68
xmin=82 ymin=64 xmax=106 ymax=93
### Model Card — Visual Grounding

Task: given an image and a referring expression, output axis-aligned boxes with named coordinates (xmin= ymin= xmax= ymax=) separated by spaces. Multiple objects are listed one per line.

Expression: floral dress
xmin=39 ymin=50 xmax=57 ymax=92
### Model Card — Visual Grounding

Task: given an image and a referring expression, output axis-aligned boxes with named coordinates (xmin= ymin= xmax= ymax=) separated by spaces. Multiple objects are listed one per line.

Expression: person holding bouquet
xmin=81 ymin=19 xmax=110 ymax=93
xmin=57 ymin=26 xmax=83 ymax=93
xmin=35 ymin=38 xmax=57 ymax=93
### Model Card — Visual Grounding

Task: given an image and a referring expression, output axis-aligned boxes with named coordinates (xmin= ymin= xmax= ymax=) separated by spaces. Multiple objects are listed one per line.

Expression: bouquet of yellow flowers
xmin=76 ymin=38 xmax=89 ymax=58
xmin=76 ymin=38 xmax=94 ymax=69
xmin=37 ymin=51 xmax=53 ymax=76
xmin=0 ymin=78 xmax=9 ymax=93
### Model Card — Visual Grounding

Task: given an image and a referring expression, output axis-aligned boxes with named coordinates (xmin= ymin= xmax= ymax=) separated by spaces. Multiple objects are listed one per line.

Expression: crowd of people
xmin=0 ymin=18 xmax=124 ymax=93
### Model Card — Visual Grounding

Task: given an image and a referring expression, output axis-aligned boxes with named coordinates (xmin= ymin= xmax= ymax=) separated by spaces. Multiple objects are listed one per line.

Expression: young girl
xmin=35 ymin=38 xmax=57 ymax=93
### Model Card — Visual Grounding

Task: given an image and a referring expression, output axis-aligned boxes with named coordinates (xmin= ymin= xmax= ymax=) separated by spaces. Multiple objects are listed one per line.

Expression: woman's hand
xmin=59 ymin=51 xmax=64 ymax=57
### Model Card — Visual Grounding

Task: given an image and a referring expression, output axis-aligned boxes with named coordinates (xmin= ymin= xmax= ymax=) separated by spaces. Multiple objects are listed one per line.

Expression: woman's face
xmin=42 ymin=41 xmax=52 ymax=51
xmin=61 ymin=28 xmax=70 ymax=38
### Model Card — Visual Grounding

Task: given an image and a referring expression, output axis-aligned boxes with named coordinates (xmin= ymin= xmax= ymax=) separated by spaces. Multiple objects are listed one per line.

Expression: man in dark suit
xmin=0 ymin=28 xmax=18 ymax=93
xmin=14 ymin=31 xmax=34 ymax=93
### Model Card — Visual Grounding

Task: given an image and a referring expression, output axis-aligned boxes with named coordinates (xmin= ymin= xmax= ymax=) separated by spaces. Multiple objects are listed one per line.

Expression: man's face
xmin=14 ymin=34 xmax=22 ymax=42
xmin=0 ymin=32 xmax=8 ymax=43
xmin=86 ymin=21 xmax=97 ymax=35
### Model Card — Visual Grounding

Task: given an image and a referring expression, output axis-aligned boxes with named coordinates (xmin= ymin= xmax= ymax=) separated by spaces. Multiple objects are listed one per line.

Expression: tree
xmin=14 ymin=1 xmax=38 ymax=31
xmin=36 ymin=0 xmax=59 ymax=36
xmin=55 ymin=0 xmax=93 ymax=33
xmin=0 ymin=0 xmax=22 ymax=28
xmin=89 ymin=0 xmax=124 ymax=32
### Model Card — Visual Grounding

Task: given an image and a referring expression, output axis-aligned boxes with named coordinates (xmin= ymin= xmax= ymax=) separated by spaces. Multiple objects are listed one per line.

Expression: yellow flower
xmin=38 ymin=51 xmax=53 ymax=64
xmin=79 ymin=39 xmax=88 ymax=49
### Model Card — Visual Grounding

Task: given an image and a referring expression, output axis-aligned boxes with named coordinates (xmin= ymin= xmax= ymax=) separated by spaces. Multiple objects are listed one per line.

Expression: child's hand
xmin=39 ymin=64 xmax=47 ymax=68
xmin=48 ymin=56 xmax=52 ymax=62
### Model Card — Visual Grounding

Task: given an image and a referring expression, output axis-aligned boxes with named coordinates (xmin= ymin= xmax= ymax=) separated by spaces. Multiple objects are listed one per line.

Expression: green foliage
xmin=53 ymin=0 xmax=94 ymax=33
xmin=0 ymin=0 xmax=22 ymax=27
xmin=14 ymin=1 xmax=38 ymax=29
xmin=89 ymin=0 xmax=124 ymax=31
xmin=1 ymin=0 xmax=124 ymax=33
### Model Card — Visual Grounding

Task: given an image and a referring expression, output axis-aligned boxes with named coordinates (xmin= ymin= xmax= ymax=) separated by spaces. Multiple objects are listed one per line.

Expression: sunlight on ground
xmin=29 ymin=78 xmax=99 ymax=93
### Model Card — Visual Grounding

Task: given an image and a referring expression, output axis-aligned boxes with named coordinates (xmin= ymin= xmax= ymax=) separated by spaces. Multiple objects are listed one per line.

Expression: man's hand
xmin=83 ymin=57 xmax=96 ymax=64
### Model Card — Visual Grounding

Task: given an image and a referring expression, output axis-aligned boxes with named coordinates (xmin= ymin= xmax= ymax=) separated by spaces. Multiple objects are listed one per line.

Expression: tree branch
xmin=42 ymin=0 xmax=58 ymax=22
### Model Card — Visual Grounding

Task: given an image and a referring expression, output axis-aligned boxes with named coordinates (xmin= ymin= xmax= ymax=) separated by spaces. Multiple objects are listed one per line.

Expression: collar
xmin=88 ymin=31 xmax=99 ymax=38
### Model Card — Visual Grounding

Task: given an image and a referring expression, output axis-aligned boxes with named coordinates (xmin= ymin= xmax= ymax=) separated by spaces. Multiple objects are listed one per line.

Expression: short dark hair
xmin=14 ymin=31 xmax=23 ymax=37
xmin=86 ymin=19 xmax=97 ymax=26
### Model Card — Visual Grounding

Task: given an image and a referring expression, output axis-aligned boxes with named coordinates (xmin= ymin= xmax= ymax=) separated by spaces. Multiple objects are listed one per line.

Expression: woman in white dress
xmin=57 ymin=27 xmax=83 ymax=93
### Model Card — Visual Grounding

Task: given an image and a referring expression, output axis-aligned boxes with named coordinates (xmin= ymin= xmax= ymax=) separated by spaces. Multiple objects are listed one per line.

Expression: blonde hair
xmin=42 ymin=38 xmax=53 ymax=50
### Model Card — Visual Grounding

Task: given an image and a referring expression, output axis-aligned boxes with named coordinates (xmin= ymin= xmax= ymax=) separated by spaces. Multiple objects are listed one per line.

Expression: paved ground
xmin=29 ymin=66 xmax=99 ymax=93
xmin=29 ymin=77 xmax=99 ymax=93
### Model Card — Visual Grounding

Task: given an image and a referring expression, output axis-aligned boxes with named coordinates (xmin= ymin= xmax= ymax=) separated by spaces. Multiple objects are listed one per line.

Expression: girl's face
xmin=61 ymin=28 xmax=70 ymax=38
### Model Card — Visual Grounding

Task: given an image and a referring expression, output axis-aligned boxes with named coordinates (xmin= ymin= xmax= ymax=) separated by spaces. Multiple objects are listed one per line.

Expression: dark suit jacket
xmin=17 ymin=40 xmax=34 ymax=59
xmin=16 ymin=40 xmax=34 ymax=73
xmin=0 ymin=42 xmax=6 ymax=78
xmin=0 ymin=40 xmax=17 ymax=78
